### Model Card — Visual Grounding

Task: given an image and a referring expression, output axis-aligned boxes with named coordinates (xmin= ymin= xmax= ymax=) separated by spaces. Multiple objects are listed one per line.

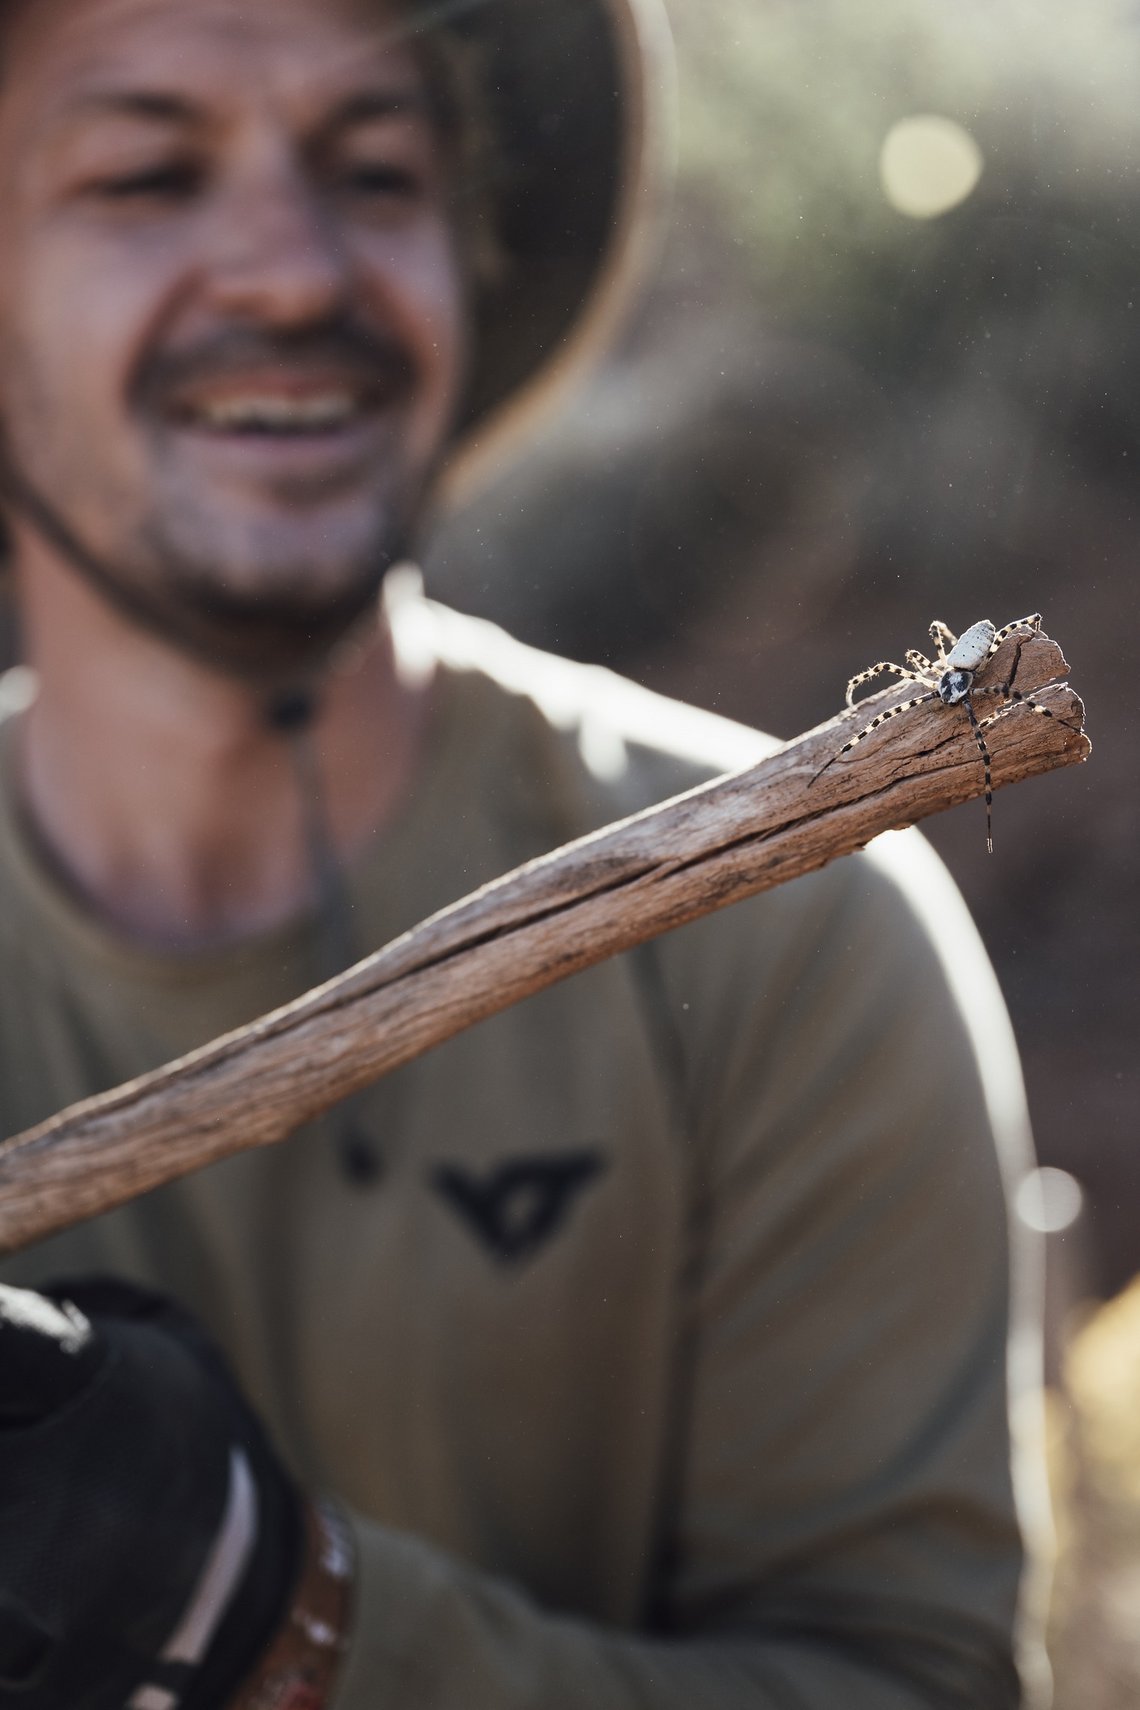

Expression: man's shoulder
xmin=393 ymin=578 xmax=779 ymax=822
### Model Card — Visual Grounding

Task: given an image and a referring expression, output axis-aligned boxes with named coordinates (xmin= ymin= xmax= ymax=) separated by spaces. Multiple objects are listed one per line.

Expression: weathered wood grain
xmin=0 ymin=624 xmax=1089 ymax=1253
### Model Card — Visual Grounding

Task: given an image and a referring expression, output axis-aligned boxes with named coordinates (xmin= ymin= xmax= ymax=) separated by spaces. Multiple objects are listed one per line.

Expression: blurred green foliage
xmin=669 ymin=0 xmax=1140 ymax=358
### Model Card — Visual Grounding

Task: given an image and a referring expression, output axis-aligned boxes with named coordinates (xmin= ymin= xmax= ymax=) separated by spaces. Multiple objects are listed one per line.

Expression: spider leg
xmin=990 ymin=612 xmax=1042 ymax=650
xmin=959 ymin=694 xmax=996 ymax=854
xmin=813 ymin=690 xmax=939 ymax=781
xmin=928 ymin=620 xmax=957 ymax=661
xmin=905 ymin=649 xmax=932 ymax=672
xmin=974 ymin=686 xmax=1061 ymax=731
xmin=816 ymin=690 xmax=943 ymax=779
xmin=845 ymin=660 xmax=928 ymax=708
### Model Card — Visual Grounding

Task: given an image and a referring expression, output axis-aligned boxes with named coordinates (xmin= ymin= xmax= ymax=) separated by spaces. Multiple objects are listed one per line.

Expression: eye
xmin=341 ymin=163 xmax=422 ymax=198
xmin=93 ymin=162 xmax=203 ymax=202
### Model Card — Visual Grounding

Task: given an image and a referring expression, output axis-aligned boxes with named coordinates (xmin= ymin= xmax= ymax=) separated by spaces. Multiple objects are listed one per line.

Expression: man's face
xmin=0 ymin=0 xmax=467 ymax=673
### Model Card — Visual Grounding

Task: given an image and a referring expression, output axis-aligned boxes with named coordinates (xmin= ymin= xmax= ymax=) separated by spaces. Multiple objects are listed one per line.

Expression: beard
xmin=0 ymin=318 xmax=440 ymax=683
xmin=1 ymin=464 xmax=417 ymax=679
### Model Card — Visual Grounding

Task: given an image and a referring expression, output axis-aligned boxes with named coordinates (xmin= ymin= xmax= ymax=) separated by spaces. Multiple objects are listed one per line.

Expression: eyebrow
xmin=327 ymin=90 xmax=433 ymax=128
xmin=67 ymin=90 xmax=201 ymax=125
xmin=59 ymin=85 xmax=432 ymax=132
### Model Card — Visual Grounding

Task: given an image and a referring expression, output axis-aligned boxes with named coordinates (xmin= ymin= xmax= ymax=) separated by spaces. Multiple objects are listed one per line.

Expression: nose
xmin=203 ymin=146 xmax=351 ymax=327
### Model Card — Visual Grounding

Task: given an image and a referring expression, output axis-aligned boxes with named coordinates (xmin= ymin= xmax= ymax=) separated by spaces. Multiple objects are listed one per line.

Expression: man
xmin=0 ymin=0 xmax=1048 ymax=1706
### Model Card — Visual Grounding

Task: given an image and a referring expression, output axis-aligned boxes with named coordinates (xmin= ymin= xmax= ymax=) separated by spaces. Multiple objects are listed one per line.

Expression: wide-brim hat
xmin=0 ymin=0 xmax=672 ymax=564
xmin=427 ymin=0 xmax=673 ymax=503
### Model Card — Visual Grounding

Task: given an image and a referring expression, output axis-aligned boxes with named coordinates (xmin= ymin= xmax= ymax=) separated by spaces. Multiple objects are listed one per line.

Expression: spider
xmin=814 ymin=612 xmax=1058 ymax=852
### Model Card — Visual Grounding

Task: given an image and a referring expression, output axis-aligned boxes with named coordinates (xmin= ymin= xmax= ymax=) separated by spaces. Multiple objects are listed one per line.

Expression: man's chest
xmin=0 ymin=952 xmax=692 ymax=1613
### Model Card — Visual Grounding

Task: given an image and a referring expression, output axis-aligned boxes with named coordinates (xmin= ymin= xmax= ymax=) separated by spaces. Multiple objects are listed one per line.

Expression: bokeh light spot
xmin=879 ymin=114 xmax=984 ymax=219
xmin=1016 ymin=1166 xmax=1084 ymax=1235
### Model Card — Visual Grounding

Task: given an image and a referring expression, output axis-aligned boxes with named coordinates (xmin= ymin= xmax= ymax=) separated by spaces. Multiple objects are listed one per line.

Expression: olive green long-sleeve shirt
xmin=0 ymin=591 xmax=1048 ymax=1707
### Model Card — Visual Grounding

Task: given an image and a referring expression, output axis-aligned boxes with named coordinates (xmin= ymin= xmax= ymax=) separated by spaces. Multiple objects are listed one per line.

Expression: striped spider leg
xmin=842 ymin=656 xmax=933 ymax=709
xmin=813 ymin=612 xmax=1045 ymax=851
xmin=974 ymin=685 xmax=1064 ymax=744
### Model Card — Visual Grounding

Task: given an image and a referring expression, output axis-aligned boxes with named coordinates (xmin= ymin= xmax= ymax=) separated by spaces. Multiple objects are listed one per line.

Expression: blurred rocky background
xmin=425 ymin=6 xmax=1140 ymax=1696
xmin=430 ymin=0 xmax=1137 ymax=1296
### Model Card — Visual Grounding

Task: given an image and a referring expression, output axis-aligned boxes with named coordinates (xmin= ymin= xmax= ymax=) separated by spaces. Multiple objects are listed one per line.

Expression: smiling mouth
xmin=171 ymin=387 xmax=378 ymax=437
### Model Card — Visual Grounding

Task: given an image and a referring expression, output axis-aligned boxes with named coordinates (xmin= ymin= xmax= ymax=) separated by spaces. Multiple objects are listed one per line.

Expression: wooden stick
xmin=0 ymin=624 xmax=1088 ymax=1254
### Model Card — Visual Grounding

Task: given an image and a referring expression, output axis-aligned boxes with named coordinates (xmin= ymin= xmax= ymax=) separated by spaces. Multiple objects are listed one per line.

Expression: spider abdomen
xmin=943 ymin=620 xmax=996 ymax=672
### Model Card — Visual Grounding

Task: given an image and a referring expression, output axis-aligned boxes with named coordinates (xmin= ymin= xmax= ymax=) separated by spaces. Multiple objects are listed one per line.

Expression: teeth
xmin=195 ymin=392 xmax=359 ymax=430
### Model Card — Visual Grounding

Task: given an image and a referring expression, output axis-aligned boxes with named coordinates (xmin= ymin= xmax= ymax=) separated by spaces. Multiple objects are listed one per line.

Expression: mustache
xmin=131 ymin=319 xmax=420 ymax=409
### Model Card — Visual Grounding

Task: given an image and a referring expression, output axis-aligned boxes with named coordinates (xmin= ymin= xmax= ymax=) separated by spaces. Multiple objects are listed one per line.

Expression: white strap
xmin=126 ymin=1445 xmax=258 ymax=1709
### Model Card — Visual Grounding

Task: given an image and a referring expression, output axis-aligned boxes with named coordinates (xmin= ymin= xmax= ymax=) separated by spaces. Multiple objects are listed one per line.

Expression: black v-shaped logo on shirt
xmin=431 ymin=1150 xmax=607 ymax=1264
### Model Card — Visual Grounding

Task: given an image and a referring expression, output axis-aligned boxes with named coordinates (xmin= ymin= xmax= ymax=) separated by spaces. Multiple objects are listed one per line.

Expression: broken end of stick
xmin=984 ymin=627 xmax=1090 ymax=780
xmin=798 ymin=620 xmax=1090 ymax=827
